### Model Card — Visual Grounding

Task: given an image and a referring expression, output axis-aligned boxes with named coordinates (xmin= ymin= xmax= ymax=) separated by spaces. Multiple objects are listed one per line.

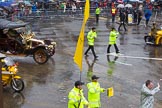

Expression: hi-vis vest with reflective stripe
xmin=109 ymin=30 xmax=119 ymax=45
xmin=112 ymin=9 xmax=116 ymax=14
xmin=68 ymin=87 xmax=88 ymax=108
xmin=87 ymin=82 xmax=104 ymax=108
xmin=87 ymin=30 xmax=97 ymax=45
xmin=95 ymin=8 xmax=101 ymax=14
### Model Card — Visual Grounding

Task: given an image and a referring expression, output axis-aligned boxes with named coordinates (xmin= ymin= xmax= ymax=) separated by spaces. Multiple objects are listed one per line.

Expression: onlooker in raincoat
xmin=32 ymin=4 xmax=37 ymax=16
xmin=87 ymin=75 xmax=105 ymax=108
xmin=140 ymin=80 xmax=160 ymax=108
xmin=68 ymin=80 xmax=89 ymax=108
xmin=144 ymin=2 xmax=152 ymax=26
xmin=107 ymin=27 xmax=120 ymax=54
xmin=72 ymin=3 xmax=77 ymax=14
xmin=137 ymin=9 xmax=143 ymax=25
xmin=144 ymin=9 xmax=152 ymax=27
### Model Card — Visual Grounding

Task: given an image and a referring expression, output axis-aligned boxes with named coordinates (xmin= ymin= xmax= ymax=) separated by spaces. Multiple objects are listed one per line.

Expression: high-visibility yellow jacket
xmin=95 ymin=8 xmax=101 ymax=15
xmin=87 ymin=30 xmax=97 ymax=46
xmin=68 ymin=87 xmax=88 ymax=108
xmin=87 ymin=82 xmax=105 ymax=108
xmin=109 ymin=30 xmax=119 ymax=45
xmin=111 ymin=8 xmax=117 ymax=15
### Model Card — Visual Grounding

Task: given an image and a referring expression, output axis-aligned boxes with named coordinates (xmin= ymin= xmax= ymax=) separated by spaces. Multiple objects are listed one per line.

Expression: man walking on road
xmin=107 ymin=27 xmax=120 ymax=54
xmin=140 ymin=80 xmax=160 ymax=108
xmin=137 ymin=10 xmax=143 ymax=25
xmin=68 ymin=80 xmax=89 ymax=108
xmin=84 ymin=27 xmax=98 ymax=60
xmin=95 ymin=7 xmax=101 ymax=24
xmin=87 ymin=75 xmax=105 ymax=108
xmin=118 ymin=11 xmax=127 ymax=31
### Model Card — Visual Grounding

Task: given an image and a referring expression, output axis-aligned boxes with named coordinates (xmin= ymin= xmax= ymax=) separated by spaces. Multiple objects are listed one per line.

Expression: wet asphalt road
xmin=2 ymin=15 xmax=162 ymax=108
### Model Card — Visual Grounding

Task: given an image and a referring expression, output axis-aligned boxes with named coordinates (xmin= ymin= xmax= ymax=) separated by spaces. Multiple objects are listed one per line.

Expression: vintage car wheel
xmin=33 ymin=48 xmax=49 ymax=64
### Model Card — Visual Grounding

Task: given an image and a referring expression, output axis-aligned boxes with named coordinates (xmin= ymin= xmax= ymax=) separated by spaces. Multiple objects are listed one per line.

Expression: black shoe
xmin=84 ymin=54 xmax=89 ymax=56
xmin=94 ymin=56 xmax=98 ymax=60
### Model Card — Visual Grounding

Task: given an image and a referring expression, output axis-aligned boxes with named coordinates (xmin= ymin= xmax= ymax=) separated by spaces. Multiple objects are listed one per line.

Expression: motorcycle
xmin=1 ymin=57 xmax=24 ymax=92
xmin=144 ymin=27 xmax=162 ymax=45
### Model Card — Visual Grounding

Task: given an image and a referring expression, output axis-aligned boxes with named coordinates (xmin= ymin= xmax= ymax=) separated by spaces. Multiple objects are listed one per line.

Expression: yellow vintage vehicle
xmin=144 ymin=29 xmax=162 ymax=45
xmin=1 ymin=57 xmax=24 ymax=92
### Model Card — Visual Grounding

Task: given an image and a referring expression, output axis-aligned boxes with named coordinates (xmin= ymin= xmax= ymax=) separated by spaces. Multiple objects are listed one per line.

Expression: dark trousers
xmin=137 ymin=17 xmax=142 ymax=25
xmin=118 ymin=22 xmax=127 ymax=31
xmin=112 ymin=15 xmax=115 ymax=23
xmin=107 ymin=44 xmax=119 ymax=53
xmin=146 ymin=19 xmax=149 ymax=26
xmin=96 ymin=14 xmax=99 ymax=24
xmin=85 ymin=45 xmax=97 ymax=57
xmin=134 ymin=15 xmax=137 ymax=23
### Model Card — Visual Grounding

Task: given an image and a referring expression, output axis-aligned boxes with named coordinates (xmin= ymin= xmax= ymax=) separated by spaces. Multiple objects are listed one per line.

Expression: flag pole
xmin=73 ymin=0 xmax=89 ymax=81
xmin=80 ymin=71 xmax=82 ymax=81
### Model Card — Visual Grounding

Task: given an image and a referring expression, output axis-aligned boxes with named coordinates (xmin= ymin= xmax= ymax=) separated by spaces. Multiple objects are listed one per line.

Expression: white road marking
xmin=115 ymin=61 xmax=132 ymax=66
xmin=118 ymin=55 xmax=162 ymax=61
xmin=107 ymin=53 xmax=132 ymax=66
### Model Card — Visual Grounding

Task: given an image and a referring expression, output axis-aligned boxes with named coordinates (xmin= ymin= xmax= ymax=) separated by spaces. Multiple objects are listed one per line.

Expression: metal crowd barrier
xmin=1 ymin=8 xmax=112 ymax=20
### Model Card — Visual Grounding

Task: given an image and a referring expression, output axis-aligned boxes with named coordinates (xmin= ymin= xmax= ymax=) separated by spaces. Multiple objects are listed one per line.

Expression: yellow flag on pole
xmin=84 ymin=0 xmax=90 ymax=23
xmin=73 ymin=0 xmax=90 ymax=71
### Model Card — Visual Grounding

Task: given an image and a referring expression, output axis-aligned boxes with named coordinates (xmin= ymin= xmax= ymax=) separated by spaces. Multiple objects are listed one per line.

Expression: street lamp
xmin=0 ymin=53 xmax=6 ymax=108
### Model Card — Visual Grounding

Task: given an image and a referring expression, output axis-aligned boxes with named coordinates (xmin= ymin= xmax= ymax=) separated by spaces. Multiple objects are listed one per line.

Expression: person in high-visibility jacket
xmin=107 ymin=27 xmax=120 ymax=54
xmin=87 ymin=75 xmax=105 ymax=108
xmin=111 ymin=6 xmax=117 ymax=23
xmin=68 ymin=80 xmax=89 ymax=108
xmin=84 ymin=27 xmax=98 ymax=59
xmin=95 ymin=7 xmax=101 ymax=24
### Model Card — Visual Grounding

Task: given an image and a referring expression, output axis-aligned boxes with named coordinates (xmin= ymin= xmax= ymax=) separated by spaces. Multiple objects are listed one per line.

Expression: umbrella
xmin=11 ymin=3 xmax=18 ymax=7
xmin=24 ymin=1 xmax=32 ymax=6
xmin=117 ymin=4 xmax=124 ymax=8
xmin=125 ymin=4 xmax=132 ymax=8
xmin=0 ymin=1 xmax=13 ymax=7
xmin=18 ymin=0 xmax=24 ymax=3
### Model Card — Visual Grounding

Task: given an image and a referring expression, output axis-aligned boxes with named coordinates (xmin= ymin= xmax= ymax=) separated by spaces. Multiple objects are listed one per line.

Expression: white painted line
xmin=115 ymin=61 xmax=132 ymax=66
xmin=118 ymin=55 xmax=162 ymax=61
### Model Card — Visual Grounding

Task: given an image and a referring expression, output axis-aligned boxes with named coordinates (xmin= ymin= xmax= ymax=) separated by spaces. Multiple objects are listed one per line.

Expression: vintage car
xmin=0 ymin=19 xmax=56 ymax=64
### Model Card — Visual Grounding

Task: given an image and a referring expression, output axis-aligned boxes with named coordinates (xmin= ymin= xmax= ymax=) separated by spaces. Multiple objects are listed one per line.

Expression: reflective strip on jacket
xmin=140 ymin=84 xmax=160 ymax=108
xmin=95 ymin=8 xmax=101 ymax=15
xmin=87 ymin=30 xmax=97 ymax=46
xmin=68 ymin=87 xmax=88 ymax=108
xmin=87 ymin=82 xmax=104 ymax=108
xmin=109 ymin=30 xmax=119 ymax=45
